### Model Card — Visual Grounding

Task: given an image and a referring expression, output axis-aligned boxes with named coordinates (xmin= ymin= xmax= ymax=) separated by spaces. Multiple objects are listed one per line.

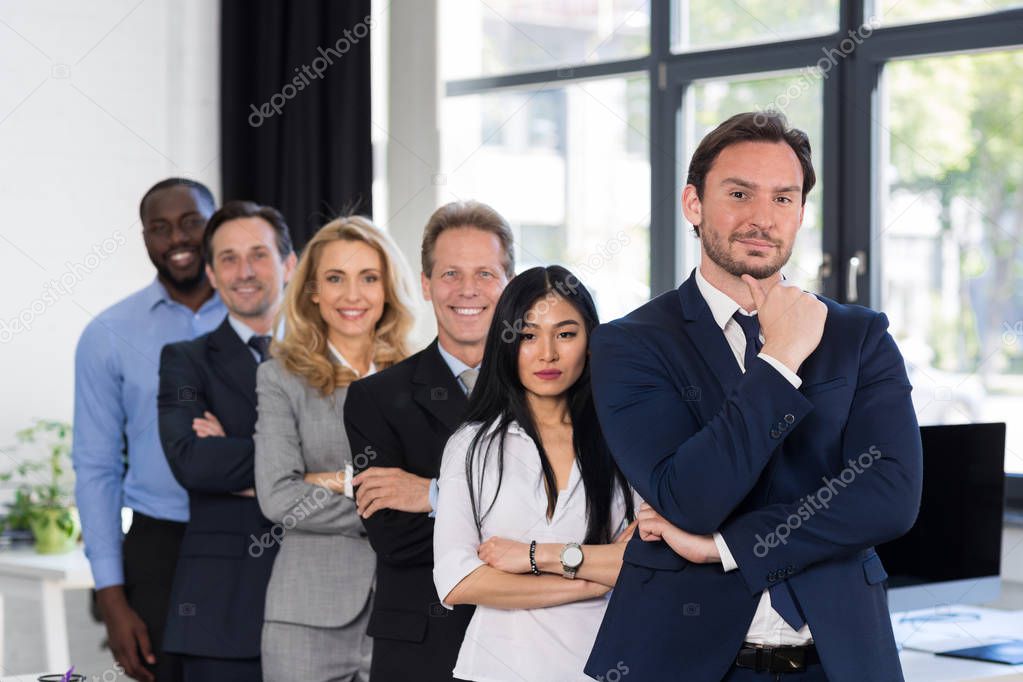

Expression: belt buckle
xmin=769 ymin=646 xmax=807 ymax=674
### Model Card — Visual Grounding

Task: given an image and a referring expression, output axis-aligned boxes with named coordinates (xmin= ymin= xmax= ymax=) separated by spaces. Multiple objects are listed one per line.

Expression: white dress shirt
xmin=695 ymin=268 xmax=814 ymax=646
xmin=227 ymin=314 xmax=264 ymax=362
xmin=433 ymin=420 xmax=636 ymax=682
xmin=326 ymin=340 xmax=376 ymax=377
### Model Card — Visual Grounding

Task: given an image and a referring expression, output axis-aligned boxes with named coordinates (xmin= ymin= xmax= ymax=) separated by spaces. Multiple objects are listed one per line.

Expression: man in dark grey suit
xmin=344 ymin=200 xmax=514 ymax=681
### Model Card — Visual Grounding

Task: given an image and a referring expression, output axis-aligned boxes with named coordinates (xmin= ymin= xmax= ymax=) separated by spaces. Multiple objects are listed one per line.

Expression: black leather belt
xmin=735 ymin=643 xmax=820 ymax=673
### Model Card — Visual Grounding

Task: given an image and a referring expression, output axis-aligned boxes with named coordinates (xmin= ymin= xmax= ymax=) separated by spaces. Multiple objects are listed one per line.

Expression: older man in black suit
xmin=344 ymin=200 xmax=514 ymax=682
xmin=157 ymin=200 xmax=295 ymax=680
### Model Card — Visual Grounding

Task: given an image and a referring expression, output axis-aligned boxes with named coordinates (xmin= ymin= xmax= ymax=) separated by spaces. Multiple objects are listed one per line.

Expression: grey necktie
xmin=459 ymin=368 xmax=479 ymax=395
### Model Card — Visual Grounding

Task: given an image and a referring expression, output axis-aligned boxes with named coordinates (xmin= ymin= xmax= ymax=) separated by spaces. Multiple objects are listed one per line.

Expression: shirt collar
xmin=327 ymin=341 xmax=376 ymax=378
xmin=476 ymin=418 xmax=531 ymax=443
xmin=437 ymin=340 xmax=479 ymax=379
xmin=144 ymin=278 xmax=172 ymax=310
xmin=695 ymin=267 xmax=752 ymax=330
xmin=227 ymin=314 xmax=262 ymax=345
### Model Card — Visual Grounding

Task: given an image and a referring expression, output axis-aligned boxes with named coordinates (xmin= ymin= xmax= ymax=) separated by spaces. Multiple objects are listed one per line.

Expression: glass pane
xmin=440 ymin=0 xmax=650 ymax=80
xmin=880 ymin=49 xmax=1023 ymax=474
xmin=442 ymin=76 xmax=651 ymax=321
xmin=682 ymin=72 xmax=824 ymax=292
xmin=872 ymin=0 xmax=1023 ymax=27
xmin=674 ymin=0 xmax=838 ymax=52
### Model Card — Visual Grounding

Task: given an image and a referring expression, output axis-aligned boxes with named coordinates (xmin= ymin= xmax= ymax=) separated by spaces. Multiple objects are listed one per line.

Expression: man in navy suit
xmin=584 ymin=112 xmax=922 ymax=681
xmin=157 ymin=201 xmax=296 ymax=679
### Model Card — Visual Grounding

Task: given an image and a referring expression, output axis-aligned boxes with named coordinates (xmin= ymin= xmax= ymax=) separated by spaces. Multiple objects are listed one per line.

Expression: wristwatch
xmin=560 ymin=542 xmax=584 ymax=579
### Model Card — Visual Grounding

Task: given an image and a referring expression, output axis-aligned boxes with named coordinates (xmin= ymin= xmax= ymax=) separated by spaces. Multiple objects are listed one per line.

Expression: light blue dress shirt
xmin=72 ymin=278 xmax=226 ymax=589
xmin=429 ymin=342 xmax=480 ymax=514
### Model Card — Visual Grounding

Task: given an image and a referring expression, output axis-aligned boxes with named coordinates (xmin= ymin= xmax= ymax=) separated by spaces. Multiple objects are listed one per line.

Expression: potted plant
xmin=0 ymin=419 xmax=80 ymax=554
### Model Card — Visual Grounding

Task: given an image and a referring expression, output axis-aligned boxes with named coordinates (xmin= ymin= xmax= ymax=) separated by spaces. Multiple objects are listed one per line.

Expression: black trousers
xmin=123 ymin=510 xmax=186 ymax=682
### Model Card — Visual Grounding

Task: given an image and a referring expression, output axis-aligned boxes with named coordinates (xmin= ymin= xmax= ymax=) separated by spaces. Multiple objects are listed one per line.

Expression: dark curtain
xmin=220 ymin=0 xmax=373 ymax=250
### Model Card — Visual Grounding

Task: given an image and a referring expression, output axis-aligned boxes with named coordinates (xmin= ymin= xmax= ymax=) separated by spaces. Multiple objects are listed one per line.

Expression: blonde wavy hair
xmin=273 ymin=216 xmax=416 ymax=395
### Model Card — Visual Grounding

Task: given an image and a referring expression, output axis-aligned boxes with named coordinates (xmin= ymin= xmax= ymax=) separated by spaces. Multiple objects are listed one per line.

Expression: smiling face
xmin=683 ymin=140 xmax=805 ymax=280
xmin=517 ymin=294 xmax=588 ymax=401
xmin=311 ymin=238 xmax=386 ymax=346
xmin=206 ymin=216 xmax=295 ymax=324
xmin=142 ymin=185 xmax=214 ymax=291
xmin=421 ymin=226 xmax=510 ymax=356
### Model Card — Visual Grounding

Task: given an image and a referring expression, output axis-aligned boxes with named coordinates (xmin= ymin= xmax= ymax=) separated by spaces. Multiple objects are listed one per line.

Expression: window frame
xmin=442 ymin=0 xmax=1023 ymax=508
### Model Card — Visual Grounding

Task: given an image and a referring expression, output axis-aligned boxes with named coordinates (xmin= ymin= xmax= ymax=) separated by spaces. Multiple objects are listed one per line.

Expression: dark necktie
xmin=732 ymin=310 xmax=805 ymax=629
xmin=731 ymin=311 xmax=763 ymax=371
xmin=248 ymin=335 xmax=272 ymax=363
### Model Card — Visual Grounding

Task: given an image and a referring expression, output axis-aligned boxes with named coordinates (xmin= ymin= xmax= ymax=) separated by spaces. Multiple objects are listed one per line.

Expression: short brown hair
xmin=420 ymin=201 xmax=515 ymax=277
xmin=686 ymin=111 xmax=816 ymax=235
xmin=203 ymin=200 xmax=294 ymax=265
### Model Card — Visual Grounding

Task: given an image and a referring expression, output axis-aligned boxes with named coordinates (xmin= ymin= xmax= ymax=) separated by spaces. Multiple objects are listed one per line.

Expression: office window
xmin=682 ymin=72 xmax=824 ymax=291
xmin=441 ymin=77 xmax=651 ymax=321
xmin=870 ymin=0 xmax=1023 ymax=27
xmin=880 ymin=49 xmax=1023 ymax=474
xmin=673 ymin=0 xmax=839 ymax=52
xmin=440 ymin=0 xmax=650 ymax=80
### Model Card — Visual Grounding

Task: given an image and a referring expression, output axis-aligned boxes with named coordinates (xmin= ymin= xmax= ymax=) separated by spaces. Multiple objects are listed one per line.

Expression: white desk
xmin=0 ymin=546 xmax=93 ymax=672
xmin=896 ymin=606 xmax=1023 ymax=681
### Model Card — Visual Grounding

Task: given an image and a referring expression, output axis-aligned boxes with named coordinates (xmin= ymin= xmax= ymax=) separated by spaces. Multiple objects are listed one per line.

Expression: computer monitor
xmin=876 ymin=422 xmax=1006 ymax=612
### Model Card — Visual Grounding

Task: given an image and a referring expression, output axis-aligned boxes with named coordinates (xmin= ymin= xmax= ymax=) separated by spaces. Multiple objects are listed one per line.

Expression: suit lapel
xmin=676 ymin=272 xmax=743 ymax=401
xmin=412 ymin=339 xmax=468 ymax=434
xmin=207 ymin=317 xmax=258 ymax=408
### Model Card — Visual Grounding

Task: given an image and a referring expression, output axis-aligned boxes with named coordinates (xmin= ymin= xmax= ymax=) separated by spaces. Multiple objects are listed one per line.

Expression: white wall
xmin=0 ymin=0 xmax=219 ymax=453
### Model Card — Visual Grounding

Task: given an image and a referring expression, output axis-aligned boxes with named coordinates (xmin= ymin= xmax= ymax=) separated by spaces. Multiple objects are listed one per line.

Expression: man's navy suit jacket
xmin=157 ymin=316 xmax=277 ymax=659
xmin=584 ymin=271 xmax=922 ymax=682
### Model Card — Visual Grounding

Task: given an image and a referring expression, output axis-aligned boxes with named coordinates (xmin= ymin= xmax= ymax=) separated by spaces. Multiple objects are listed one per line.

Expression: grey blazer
xmin=254 ymin=358 xmax=375 ymax=628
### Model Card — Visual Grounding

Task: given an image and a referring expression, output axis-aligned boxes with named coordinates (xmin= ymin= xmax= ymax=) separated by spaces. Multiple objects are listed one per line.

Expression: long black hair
xmin=462 ymin=265 xmax=634 ymax=544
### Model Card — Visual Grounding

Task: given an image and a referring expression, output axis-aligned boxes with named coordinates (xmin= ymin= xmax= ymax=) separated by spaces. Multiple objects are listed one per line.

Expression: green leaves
xmin=1 ymin=418 xmax=75 ymax=533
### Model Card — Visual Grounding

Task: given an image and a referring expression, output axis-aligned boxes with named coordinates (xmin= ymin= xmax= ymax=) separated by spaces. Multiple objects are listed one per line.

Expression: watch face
xmin=563 ymin=545 xmax=583 ymax=567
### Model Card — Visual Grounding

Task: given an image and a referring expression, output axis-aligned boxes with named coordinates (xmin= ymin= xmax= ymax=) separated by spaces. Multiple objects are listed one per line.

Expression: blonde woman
xmin=254 ymin=216 xmax=416 ymax=681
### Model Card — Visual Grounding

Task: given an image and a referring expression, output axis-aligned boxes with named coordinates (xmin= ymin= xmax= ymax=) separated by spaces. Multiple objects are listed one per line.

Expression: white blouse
xmin=433 ymin=420 xmax=635 ymax=682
